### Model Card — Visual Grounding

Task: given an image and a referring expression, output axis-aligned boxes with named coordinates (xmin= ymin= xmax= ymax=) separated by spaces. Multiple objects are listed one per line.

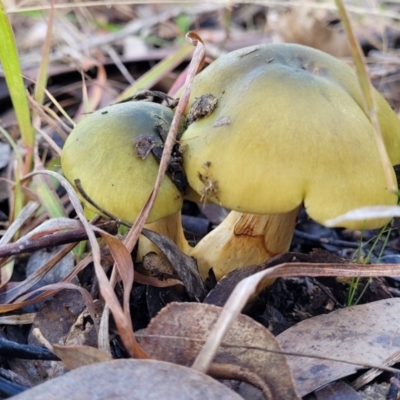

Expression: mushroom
xmin=180 ymin=43 xmax=400 ymax=280
xmin=61 ymin=101 xmax=190 ymax=255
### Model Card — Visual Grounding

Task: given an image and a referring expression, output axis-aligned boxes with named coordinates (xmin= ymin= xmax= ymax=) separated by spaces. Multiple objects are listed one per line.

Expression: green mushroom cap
xmin=62 ymin=101 xmax=184 ymax=224
xmin=180 ymin=43 xmax=400 ymax=230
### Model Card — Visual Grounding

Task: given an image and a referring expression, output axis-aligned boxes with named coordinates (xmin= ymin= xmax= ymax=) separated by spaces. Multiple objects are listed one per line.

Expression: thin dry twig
xmin=123 ymin=31 xmax=206 ymax=253
xmin=0 ymin=221 xmax=117 ymax=258
xmin=6 ymin=2 xmax=400 ymax=21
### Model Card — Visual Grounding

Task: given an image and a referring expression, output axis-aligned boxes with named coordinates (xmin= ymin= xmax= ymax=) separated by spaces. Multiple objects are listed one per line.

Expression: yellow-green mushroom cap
xmin=180 ymin=43 xmax=400 ymax=230
xmin=61 ymin=102 xmax=184 ymax=224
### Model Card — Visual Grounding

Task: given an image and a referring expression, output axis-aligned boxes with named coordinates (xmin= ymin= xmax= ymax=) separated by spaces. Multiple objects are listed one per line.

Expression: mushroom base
xmin=190 ymin=207 xmax=301 ymax=280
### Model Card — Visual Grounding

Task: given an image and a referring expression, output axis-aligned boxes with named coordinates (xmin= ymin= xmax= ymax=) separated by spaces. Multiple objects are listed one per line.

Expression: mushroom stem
xmin=190 ymin=207 xmax=301 ymax=280
xmin=137 ymin=211 xmax=192 ymax=261
xmin=137 ymin=206 xmax=301 ymax=281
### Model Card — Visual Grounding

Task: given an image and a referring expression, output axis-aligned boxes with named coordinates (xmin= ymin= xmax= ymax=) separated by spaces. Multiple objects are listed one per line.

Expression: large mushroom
xmin=180 ymin=43 xmax=400 ymax=280
xmin=61 ymin=101 xmax=190 ymax=254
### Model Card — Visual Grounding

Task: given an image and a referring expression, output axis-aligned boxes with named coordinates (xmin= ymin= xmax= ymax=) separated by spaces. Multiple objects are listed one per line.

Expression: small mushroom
xmin=180 ymin=43 xmax=400 ymax=280
xmin=61 ymin=101 xmax=190 ymax=254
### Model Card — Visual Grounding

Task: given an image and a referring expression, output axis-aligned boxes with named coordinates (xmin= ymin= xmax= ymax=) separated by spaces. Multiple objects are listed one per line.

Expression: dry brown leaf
xmin=8 ymin=290 xmax=94 ymax=386
xmin=277 ymin=298 xmax=400 ymax=397
xmin=52 ymin=344 xmax=112 ymax=370
xmin=140 ymin=302 xmax=300 ymax=399
xmin=314 ymin=380 xmax=361 ymax=400
xmin=12 ymin=359 xmax=242 ymax=400
xmin=192 ymin=260 xmax=400 ymax=374
xmin=141 ymin=228 xmax=205 ymax=300
xmin=15 ymin=282 xmax=96 ymax=324
xmin=96 ymin=228 xmax=134 ymax=317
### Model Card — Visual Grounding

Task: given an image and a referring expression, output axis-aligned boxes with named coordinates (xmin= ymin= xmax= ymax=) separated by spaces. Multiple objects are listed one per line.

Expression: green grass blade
xmin=32 ymin=174 xmax=66 ymax=219
xmin=0 ymin=2 xmax=34 ymax=150
xmin=31 ymin=5 xmax=67 ymax=221
xmin=334 ymin=0 xmax=396 ymax=193
xmin=33 ymin=6 xmax=54 ymax=106
xmin=116 ymin=43 xmax=194 ymax=102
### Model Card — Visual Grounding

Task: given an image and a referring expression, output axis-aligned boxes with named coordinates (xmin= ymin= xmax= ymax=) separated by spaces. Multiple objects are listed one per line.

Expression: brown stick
xmin=0 ymin=221 xmax=117 ymax=258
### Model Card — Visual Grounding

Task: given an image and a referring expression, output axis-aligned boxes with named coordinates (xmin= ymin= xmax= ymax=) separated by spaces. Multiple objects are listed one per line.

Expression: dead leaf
xmin=5 ymin=291 xmax=79 ymax=385
xmin=192 ymin=258 xmax=400 ymax=375
xmin=204 ymin=250 xmax=344 ymax=307
xmin=141 ymin=228 xmax=206 ymax=300
xmin=11 ymin=359 xmax=243 ymax=400
xmin=140 ymin=302 xmax=300 ymax=399
xmin=314 ymin=380 xmax=361 ymax=400
xmin=7 ymin=290 xmax=100 ymax=386
xmin=277 ymin=298 xmax=400 ymax=396
xmin=96 ymin=229 xmax=134 ymax=318
xmin=142 ymin=252 xmax=176 ymax=277
xmin=52 ymin=345 xmax=112 ymax=370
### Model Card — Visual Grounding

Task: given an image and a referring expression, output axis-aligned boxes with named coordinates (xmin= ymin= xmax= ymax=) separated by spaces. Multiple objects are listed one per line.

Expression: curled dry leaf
xmin=141 ymin=228 xmax=206 ymax=300
xmin=277 ymin=298 xmax=400 ymax=397
xmin=95 ymin=228 xmax=134 ymax=317
xmin=140 ymin=302 xmax=300 ymax=399
xmin=11 ymin=359 xmax=242 ymax=400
